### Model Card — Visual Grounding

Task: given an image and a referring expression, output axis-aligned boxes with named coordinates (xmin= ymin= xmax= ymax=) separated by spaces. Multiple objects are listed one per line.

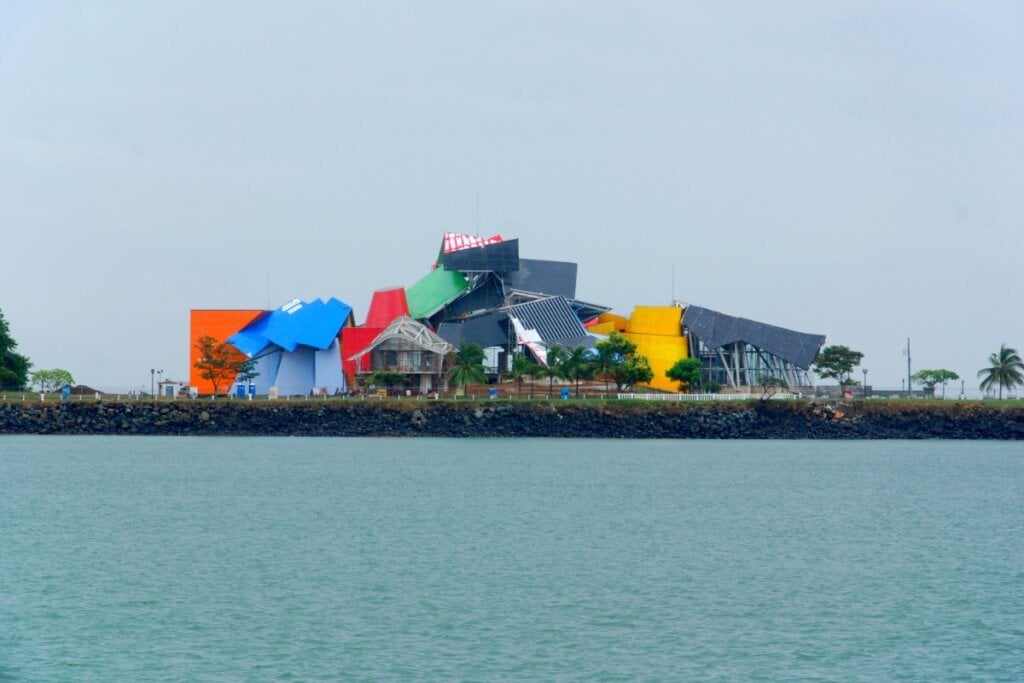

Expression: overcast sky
xmin=1 ymin=1 xmax=1021 ymax=391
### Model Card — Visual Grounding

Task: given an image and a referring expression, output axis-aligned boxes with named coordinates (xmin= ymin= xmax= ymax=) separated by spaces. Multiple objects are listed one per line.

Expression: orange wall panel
xmin=189 ymin=309 xmax=263 ymax=394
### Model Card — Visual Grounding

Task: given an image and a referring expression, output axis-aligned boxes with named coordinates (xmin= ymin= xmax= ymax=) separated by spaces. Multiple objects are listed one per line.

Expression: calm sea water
xmin=1 ymin=437 xmax=1021 ymax=681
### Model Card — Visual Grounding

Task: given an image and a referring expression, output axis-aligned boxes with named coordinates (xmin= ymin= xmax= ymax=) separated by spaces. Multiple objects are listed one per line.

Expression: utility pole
xmin=904 ymin=338 xmax=912 ymax=398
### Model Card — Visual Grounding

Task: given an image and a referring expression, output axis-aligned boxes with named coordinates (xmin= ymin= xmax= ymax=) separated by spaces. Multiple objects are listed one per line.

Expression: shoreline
xmin=2 ymin=399 xmax=1023 ymax=439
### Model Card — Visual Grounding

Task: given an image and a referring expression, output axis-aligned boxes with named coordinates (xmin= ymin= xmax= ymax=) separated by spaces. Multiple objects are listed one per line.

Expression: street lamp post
xmin=862 ymin=368 xmax=868 ymax=399
xmin=156 ymin=369 xmax=164 ymax=399
xmin=150 ymin=368 xmax=155 ymax=397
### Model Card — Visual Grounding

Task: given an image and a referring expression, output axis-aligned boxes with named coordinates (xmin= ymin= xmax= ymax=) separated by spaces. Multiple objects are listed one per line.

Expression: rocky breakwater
xmin=1 ymin=399 xmax=1023 ymax=438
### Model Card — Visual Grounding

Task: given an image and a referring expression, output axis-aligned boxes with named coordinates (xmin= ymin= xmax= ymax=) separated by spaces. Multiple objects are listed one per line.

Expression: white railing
xmin=617 ymin=392 xmax=798 ymax=401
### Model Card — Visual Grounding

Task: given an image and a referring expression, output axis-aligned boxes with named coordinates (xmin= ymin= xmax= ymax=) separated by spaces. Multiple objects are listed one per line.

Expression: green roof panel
xmin=406 ymin=268 xmax=469 ymax=319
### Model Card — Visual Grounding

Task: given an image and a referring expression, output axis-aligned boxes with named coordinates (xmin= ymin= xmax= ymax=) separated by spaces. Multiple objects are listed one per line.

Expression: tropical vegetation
xmin=0 ymin=308 xmax=31 ymax=390
xmin=759 ymin=374 xmax=788 ymax=400
xmin=911 ymin=369 xmax=959 ymax=399
xmin=813 ymin=345 xmax=864 ymax=395
xmin=31 ymin=369 xmax=75 ymax=393
xmin=193 ymin=335 xmax=251 ymax=395
xmin=447 ymin=342 xmax=487 ymax=396
xmin=592 ymin=332 xmax=653 ymax=392
xmin=977 ymin=344 xmax=1024 ymax=399
xmin=364 ymin=370 xmax=407 ymax=394
xmin=536 ymin=346 xmax=567 ymax=399
xmin=507 ymin=353 xmax=540 ymax=398
xmin=665 ymin=357 xmax=702 ymax=393
xmin=560 ymin=346 xmax=595 ymax=397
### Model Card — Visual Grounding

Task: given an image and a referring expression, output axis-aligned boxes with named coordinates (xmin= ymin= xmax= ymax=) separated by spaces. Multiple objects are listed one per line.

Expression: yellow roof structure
xmin=625 ymin=306 xmax=682 ymax=336
xmin=586 ymin=320 xmax=619 ymax=336
xmin=595 ymin=312 xmax=628 ymax=332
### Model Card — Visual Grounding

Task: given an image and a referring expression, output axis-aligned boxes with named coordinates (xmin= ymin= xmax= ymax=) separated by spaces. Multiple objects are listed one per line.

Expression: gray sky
xmin=2 ymin=1 xmax=1021 ymax=391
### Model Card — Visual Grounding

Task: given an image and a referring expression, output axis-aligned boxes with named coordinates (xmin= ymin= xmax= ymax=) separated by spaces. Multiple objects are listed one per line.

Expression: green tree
xmin=617 ymin=355 xmax=654 ymax=391
xmin=447 ymin=342 xmax=486 ymax=396
xmin=593 ymin=332 xmax=653 ymax=391
xmin=365 ymin=370 xmax=407 ymax=395
xmin=536 ymin=346 xmax=567 ymax=399
xmin=236 ymin=358 xmax=260 ymax=393
xmin=977 ymin=344 xmax=1024 ymax=399
xmin=911 ymin=369 xmax=959 ymax=399
xmin=759 ymin=374 xmax=789 ymax=400
xmin=0 ymin=308 xmax=31 ymax=390
xmin=592 ymin=343 xmax=619 ymax=395
xmin=31 ymin=368 xmax=75 ymax=393
xmin=508 ymin=353 xmax=539 ymax=399
xmin=559 ymin=346 xmax=595 ymax=397
xmin=666 ymin=357 xmax=702 ymax=393
xmin=813 ymin=345 xmax=864 ymax=396
xmin=193 ymin=335 xmax=250 ymax=396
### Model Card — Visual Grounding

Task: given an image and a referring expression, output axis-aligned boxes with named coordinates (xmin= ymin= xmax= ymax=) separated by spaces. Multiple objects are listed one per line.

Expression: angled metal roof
xmin=443 ymin=239 xmax=520 ymax=273
xmin=568 ymin=298 xmax=611 ymax=323
xmin=437 ymin=311 xmax=509 ymax=348
xmin=503 ymin=295 xmax=590 ymax=345
xmin=547 ymin=336 xmax=598 ymax=352
xmin=229 ymin=297 xmax=353 ymax=357
xmin=227 ymin=310 xmax=274 ymax=357
xmin=348 ymin=316 xmax=455 ymax=361
xmin=501 ymin=258 xmax=577 ymax=299
xmin=505 ymin=289 xmax=609 ymax=325
xmin=406 ymin=267 xmax=469 ymax=319
xmin=438 ymin=273 xmax=505 ymax=319
xmin=682 ymin=305 xmax=826 ymax=369
xmin=365 ymin=287 xmax=410 ymax=328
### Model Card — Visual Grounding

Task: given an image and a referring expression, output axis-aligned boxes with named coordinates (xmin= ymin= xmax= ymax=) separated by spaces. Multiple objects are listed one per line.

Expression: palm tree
xmin=512 ymin=352 xmax=544 ymax=401
xmin=977 ymin=344 xmax=1024 ymax=399
xmin=447 ymin=342 xmax=487 ymax=397
xmin=537 ymin=346 xmax=567 ymax=399
xmin=593 ymin=344 xmax=618 ymax=396
xmin=560 ymin=346 xmax=595 ymax=398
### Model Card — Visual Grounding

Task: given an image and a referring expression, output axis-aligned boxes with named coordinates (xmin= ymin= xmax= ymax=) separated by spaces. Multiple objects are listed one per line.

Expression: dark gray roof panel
xmin=505 ymin=296 xmax=590 ymax=345
xmin=444 ymin=274 xmax=505 ymax=318
xmin=548 ymin=336 xmax=598 ymax=352
xmin=435 ymin=321 xmax=463 ymax=347
xmin=501 ymin=259 xmax=577 ymax=298
xmin=569 ymin=299 xmax=611 ymax=323
xmin=443 ymin=239 xmax=520 ymax=273
xmin=437 ymin=312 xmax=509 ymax=348
xmin=682 ymin=305 xmax=825 ymax=369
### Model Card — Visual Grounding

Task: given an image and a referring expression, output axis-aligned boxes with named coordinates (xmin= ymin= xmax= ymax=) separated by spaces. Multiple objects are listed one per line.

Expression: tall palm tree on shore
xmin=508 ymin=353 xmax=537 ymax=399
xmin=977 ymin=344 xmax=1024 ymax=399
xmin=447 ymin=342 xmax=486 ymax=397
xmin=537 ymin=346 xmax=567 ymax=399
xmin=560 ymin=346 xmax=595 ymax=398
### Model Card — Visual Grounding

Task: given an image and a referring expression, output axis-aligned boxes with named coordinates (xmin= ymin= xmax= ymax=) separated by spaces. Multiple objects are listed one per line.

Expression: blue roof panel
xmin=228 ymin=311 xmax=273 ymax=357
xmin=229 ymin=297 xmax=352 ymax=356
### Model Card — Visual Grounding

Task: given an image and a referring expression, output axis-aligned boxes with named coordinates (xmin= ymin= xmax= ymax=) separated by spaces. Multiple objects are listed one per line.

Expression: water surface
xmin=1 ymin=437 xmax=1021 ymax=680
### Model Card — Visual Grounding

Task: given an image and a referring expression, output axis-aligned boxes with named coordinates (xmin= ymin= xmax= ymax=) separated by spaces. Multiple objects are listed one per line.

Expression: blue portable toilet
xmin=60 ymin=385 xmax=72 ymax=402
xmin=560 ymin=387 xmax=570 ymax=400
xmin=488 ymin=387 xmax=497 ymax=399
xmin=235 ymin=383 xmax=246 ymax=398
